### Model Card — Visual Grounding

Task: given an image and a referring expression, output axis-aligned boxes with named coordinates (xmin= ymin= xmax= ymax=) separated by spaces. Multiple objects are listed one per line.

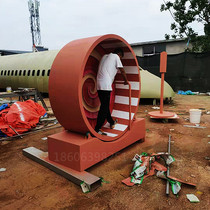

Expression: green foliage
xmin=160 ymin=0 xmax=210 ymax=52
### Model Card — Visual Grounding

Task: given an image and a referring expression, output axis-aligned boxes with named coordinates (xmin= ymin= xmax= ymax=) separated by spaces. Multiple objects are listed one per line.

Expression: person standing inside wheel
xmin=95 ymin=48 xmax=129 ymax=135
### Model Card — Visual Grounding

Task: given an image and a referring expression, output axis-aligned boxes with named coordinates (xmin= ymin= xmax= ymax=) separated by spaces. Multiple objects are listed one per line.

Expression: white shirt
xmin=97 ymin=53 xmax=123 ymax=91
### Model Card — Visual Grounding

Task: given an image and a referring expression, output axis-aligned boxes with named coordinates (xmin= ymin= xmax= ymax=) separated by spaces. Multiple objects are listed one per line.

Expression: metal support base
xmin=149 ymin=112 xmax=179 ymax=119
xmin=23 ymin=118 xmax=145 ymax=190
xmin=22 ymin=147 xmax=101 ymax=191
xmin=48 ymin=118 xmax=145 ymax=171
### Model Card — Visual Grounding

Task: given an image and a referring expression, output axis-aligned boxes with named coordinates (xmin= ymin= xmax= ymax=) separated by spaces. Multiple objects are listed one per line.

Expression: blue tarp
xmin=0 ymin=104 xmax=9 ymax=111
xmin=177 ymin=90 xmax=195 ymax=95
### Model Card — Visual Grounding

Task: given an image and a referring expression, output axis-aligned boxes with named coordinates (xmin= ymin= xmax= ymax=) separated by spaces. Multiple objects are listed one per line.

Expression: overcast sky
xmin=0 ymin=0 xmax=204 ymax=51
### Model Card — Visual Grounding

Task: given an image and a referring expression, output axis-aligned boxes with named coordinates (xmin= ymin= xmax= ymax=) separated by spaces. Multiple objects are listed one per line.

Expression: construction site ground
xmin=0 ymin=94 xmax=209 ymax=209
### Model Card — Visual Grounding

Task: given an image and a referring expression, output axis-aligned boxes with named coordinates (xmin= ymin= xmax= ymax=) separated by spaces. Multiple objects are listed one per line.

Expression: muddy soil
xmin=0 ymin=95 xmax=209 ymax=209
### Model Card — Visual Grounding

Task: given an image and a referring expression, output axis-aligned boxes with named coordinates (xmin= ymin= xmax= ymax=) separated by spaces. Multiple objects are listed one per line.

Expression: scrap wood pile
xmin=0 ymin=99 xmax=58 ymax=140
xmin=122 ymin=152 xmax=196 ymax=195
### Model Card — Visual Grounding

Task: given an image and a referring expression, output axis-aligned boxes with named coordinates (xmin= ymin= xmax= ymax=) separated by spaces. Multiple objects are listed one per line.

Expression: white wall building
xmin=131 ymin=38 xmax=191 ymax=56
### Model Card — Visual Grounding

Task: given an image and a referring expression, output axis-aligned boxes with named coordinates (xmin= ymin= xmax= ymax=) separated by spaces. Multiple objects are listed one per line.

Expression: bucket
xmin=189 ymin=109 xmax=202 ymax=124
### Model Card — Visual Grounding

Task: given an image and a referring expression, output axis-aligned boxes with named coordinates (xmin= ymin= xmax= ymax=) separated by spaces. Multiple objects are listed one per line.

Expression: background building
xmin=131 ymin=38 xmax=190 ymax=56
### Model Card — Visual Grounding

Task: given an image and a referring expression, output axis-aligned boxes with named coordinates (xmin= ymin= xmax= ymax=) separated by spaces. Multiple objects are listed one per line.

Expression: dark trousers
xmin=95 ymin=90 xmax=114 ymax=132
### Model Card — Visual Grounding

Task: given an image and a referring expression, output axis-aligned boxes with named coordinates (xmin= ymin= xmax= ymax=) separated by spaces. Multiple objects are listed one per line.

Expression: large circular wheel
xmin=49 ymin=34 xmax=141 ymax=141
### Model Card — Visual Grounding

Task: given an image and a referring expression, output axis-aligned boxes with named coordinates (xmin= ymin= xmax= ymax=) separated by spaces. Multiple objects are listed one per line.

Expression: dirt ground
xmin=0 ymin=95 xmax=209 ymax=210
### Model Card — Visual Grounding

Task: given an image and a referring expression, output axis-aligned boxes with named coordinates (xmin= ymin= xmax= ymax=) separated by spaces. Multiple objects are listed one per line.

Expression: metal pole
xmin=9 ymin=125 xmax=23 ymax=139
xmin=166 ymin=134 xmax=171 ymax=195
xmin=159 ymin=52 xmax=167 ymax=114
xmin=160 ymin=73 xmax=164 ymax=114
xmin=128 ymin=82 xmax=131 ymax=130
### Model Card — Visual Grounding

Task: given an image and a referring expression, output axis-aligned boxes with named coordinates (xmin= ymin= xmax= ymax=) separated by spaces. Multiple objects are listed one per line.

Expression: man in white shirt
xmin=95 ymin=48 xmax=129 ymax=135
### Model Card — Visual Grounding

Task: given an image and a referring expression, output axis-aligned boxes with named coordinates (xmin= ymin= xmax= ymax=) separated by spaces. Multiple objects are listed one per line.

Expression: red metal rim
xmin=49 ymin=34 xmax=141 ymax=141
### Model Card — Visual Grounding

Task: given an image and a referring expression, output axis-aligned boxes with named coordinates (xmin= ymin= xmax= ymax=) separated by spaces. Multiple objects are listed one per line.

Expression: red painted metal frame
xmin=129 ymin=82 xmax=131 ymax=129
xmin=47 ymin=34 xmax=145 ymax=172
xmin=149 ymin=52 xmax=176 ymax=119
xmin=49 ymin=34 xmax=141 ymax=141
xmin=23 ymin=34 xmax=145 ymax=188
xmin=160 ymin=52 xmax=167 ymax=114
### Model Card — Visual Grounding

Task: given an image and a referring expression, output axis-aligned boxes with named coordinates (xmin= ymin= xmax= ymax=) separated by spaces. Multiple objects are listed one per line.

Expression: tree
xmin=160 ymin=0 xmax=210 ymax=52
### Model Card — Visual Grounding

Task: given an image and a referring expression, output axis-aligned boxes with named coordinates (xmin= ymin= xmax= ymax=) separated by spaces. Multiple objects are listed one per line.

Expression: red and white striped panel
xmin=82 ymin=39 xmax=140 ymax=139
xmin=99 ymin=40 xmax=140 ymax=138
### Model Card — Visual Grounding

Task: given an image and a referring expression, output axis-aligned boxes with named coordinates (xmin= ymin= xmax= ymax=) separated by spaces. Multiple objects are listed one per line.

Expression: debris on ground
xmin=100 ymin=177 xmax=110 ymax=184
xmin=40 ymin=117 xmax=56 ymax=122
xmin=0 ymin=124 xmax=61 ymax=142
xmin=152 ymin=106 xmax=160 ymax=110
xmin=186 ymin=194 xmax=200 ymax=203
xmin=165 ymin=135 xmax=171 ymax=195
xmin=122 ymin=152 xmax=196 ymax=196
xmin=183 ymin=124 xmax=206 ymax=129
xmin=122 ymin=152 xmax=168 ymax=186
xmin=157 ymin=172 xmax=196 ymax=187
xmin=0 ymin=168 xmax=6 ymax=172
xmin=80 ymin=181 xmax=90 ymax=193
xmin=41 ymin=137 xmax=48 ymax=141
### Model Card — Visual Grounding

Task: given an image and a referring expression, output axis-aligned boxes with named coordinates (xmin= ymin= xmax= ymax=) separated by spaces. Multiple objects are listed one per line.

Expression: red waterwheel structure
xmin=23 ymin=34 xmax=145 ymax=191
